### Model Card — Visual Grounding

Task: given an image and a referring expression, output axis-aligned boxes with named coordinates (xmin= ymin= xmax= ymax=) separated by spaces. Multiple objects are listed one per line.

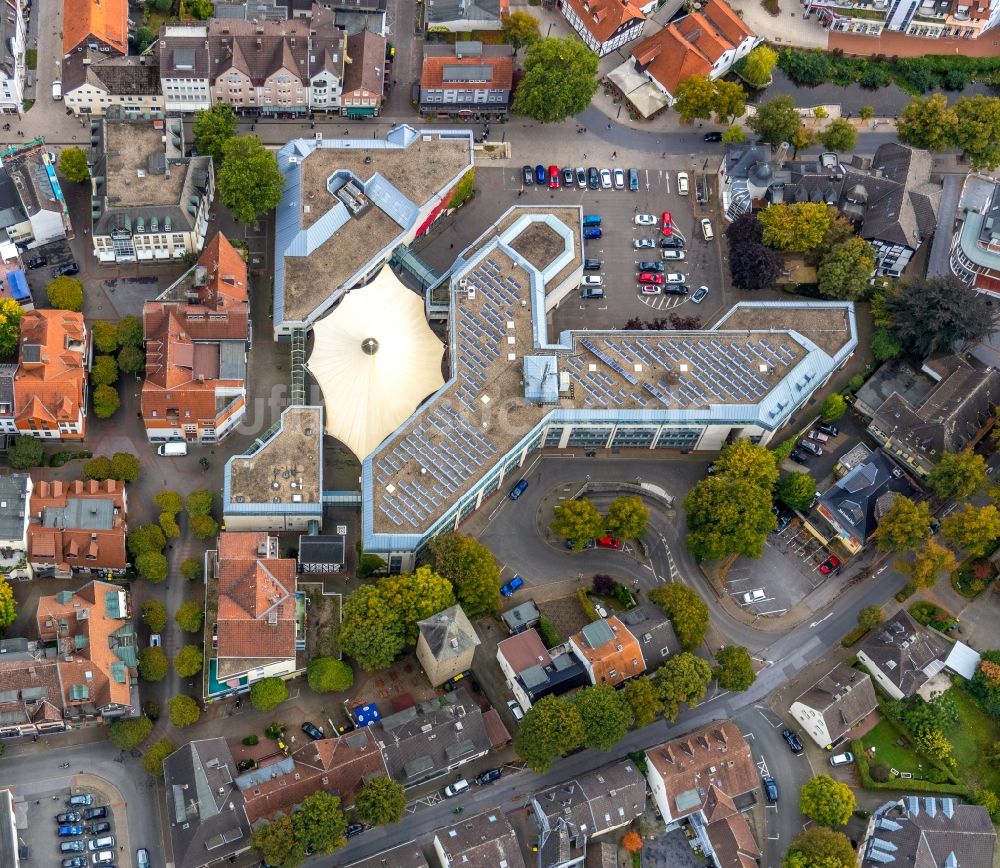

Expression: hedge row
xmin=851 ymin=739 xmax=967 ymax=796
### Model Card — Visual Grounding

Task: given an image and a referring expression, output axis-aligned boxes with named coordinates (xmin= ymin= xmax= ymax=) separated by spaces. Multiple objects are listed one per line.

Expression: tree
xmin=818 ymin=215 xmax=858 ymax=258
xmin=817 ymin=237 xmax=876 ymax=300
xmin=83 ymin=455 xmax=112 ymax=480
xmin=307 ymin=656 xmax=354 ymax=693
xmin=896 ymin=539 xmax=957 ymax=589
xmin=857 ymin=604 xmax=883 ymax=631
xmin=91 ymin=320 xmax=118 ymax=354
xmin=7 ymin=434 xmax=42 ymax=469
xmin=606 ymin=495 xmax=649 ymax=539
xmin=251 ymin=817 xmax=303 ymax=867
xmin=820 ymin=393 xmax=847 ymax=421
xmin=512 ymin=37 xmax=599 ymax=124
xmin=727 ymin=214 xmax=764 ymax=246
xmin=185 ymin=0 xmax=213 ymax=18
xmin=426 ymin=532 xmax=500 ymax=618
xmin=116 ymin=315 xmax=144 ymax=348
xmin=250 ymin=677 xmax=289 ymax=712
xmin=218 ymin=136 xmax=285 ymax=223
xmin=649 ymin=584 xmax=710 ymax=650
xmin=551 ymin=498 xmax=605 ymax=548
xmin=92 ymin=385 xmax=120 ymax=419
xmin=0 ymin=575 xmax=16 ymax=630
xmin=714 ymin=645 xmax=756 ymax=691
xmin=721 ymin=125 xmax=746 ymax=143
xmin=780 ymin=48 xmax=833 ymax=85
xmin=501 ymin=10 xmax=540 ymax=54
xmin=729 ymin=241 xmax=782 ymax=289
xmin=621 ymin=830 xmax=643 ymax=855
xmin=190 ymin=513 xmax=220 ymax=540
xmin=175 ymin=602 xmax=204 ymax=633
xmin=898 ymin=93 xmax=958 ymax=151
xmin=159 ymin=511 xmax=181 ymax=539
xmin=138 ymin=646 xmax=168 ymax=681
xmin=673 ymin=75 xmax=718 ymax=123
xmin=192 ymin=104 xmax=237 ymax=163
xmin=141 ymin=739 xmax=175 ymax=777
xmin=89 ymin=355 xmax=118 ymax=388
xmin=655 ymin=652 xmax=713 ymax=721
xmin=790 ymin=124 xmax=816 ymax=157
xmin=0 ymin=298 xmax=21 ymax=357
xmin=783 ymin=827 xmax=855 ymax=868
xmin=46 ymin=276 xmax=84 ymax=311
xmin=684 ymin=476 xmax=776 ymax=562
xmin=354 ymin=775 xmax=406 ymax=826
xmin=874 ymin=497 xmax=932 ymax=553
xmin=292 ymin=791 xmax=347 ymax=855
xmin=136 ymin=551 xmax=168 ymax=583
xmin=927 ymin=449 xmax=988 ymax=501
xmin=819 ymin=117 xmax=858 ymax=152
xmin=168 ymin=695 xmax=201 ymax=727
xmin=622 ymin=676 xmax=663 ymax=728
xmin=859 ymin=105 xmax=874 ymax=120
xmin=58 ymin=147 xmax=90 ymax=182
xmin=109 ymin=715 xmax=153 ymax=750
xmin=338 ymin=584 xmax=406 ymax=671
xmin=749 ymin=95 xmax=801 ymax=145
xmin=142 ymin=600 xmax=167 ymax=632
xmin=174 ymin=645 xmax=204 ymax=677
xmin=185 ymin=489 xmax=215 ymax=515
xmin=181 ymin=557 xmax=203 ymax=582
xmin=514 ymin=694 xmax=585 ymax=771
xmin=117 ymin=345 xmax=145 ymax=374
xmin=715 ymin=439 xmax=779 ymax=488
xmin=758 ymin=203 xmax=832 ymax=254
xmin=941 ymin=503 xmax=1000 ymax=557
xmin=873 ymin=327 xmax=903 ymax=361
xmin=740 ymin=45 xmax=778 ymax=87
xmin=713 ymin=80 xmax=746 ymax=124
xmin=973 ymin=788 xmax=1000 ymax=818
xmin=109 ymin=452 xmax=140 ymax=482
xmin=133 ymin=25 xmax=155 ymax=51
xmin=154 ymin=490 xmax=183 ymax=515
xmin=799 ymin=775 xmax=855 ymax=827
xmin=572 ymin=684 xmax=634 ymax=751
xmin=777 ymin=472 xmax=816 ymax=511
xmin=953 ymin=95 xmax=1000 ymax=171
xmin=912 ymin=725 xmax=953 ymax=761
xmin=127 ymin=524 xmax=165 ymax=556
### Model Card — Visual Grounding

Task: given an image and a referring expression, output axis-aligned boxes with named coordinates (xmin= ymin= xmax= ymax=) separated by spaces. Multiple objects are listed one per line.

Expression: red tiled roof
xmin=570 ymin=617 xmax=645 ymax=686
xmin=497 ymin=629 xmax=551 ymax=674
xmin=564 ymin=0 xmax=646 ymax=44
xmin=700 ymin=0 xmax=756 ymax=47
xmin=63 ymin=0 xmax=128 ymax=54
xmin=27 ymin=480 xmax=127 ymax=572
xmin=14 ymin=310 xmax=88 ymax=431
xmin=420 ymin=55 xmax=513 ymax=90
xmin=482 ymin=708 xmax=511 ymax=747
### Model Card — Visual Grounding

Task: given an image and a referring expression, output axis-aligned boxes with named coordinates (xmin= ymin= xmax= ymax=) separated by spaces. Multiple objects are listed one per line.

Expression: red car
xmin=548 ymin=165 xmax=560 ymax=189
xmin=819 ymin=555 xmax=841 ymax=574
xmin=597 ymin=536 xmax=621 ymax=549
xmin=639 ymin=272 xmax=663 ymax=284
xmin=661 ymin=211 xmax=673 ymax=236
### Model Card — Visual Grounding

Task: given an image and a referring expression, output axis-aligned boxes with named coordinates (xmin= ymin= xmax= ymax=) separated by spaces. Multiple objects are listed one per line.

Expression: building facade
xmin=950 ymin=174 xmax=1000 ymax=294
xmin=807 ymin=0 xmax=999 ymax=40
xmin=560 ymin=0 xmax=649 ymax=56
xmin=0 ymin=0 xmax=26 ymax=115
xmin=0 ymin=473 xmax=30 ymax=581
xmin=62 ymin=53 xmax=163 ymax=117
xmin=419 ymin=43 xmax=512 ymax=119
xmin=0 ymin=141 xmax=73 ymax=247
xmin=789 ymin=663 xmax=877 ymax=748
xmin=415 ymin=604 xmax=480 ymax=686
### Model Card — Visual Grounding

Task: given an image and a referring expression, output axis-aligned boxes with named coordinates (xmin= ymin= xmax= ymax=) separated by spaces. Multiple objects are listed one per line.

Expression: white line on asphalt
xmin=808 ymin=612 xmax=833 ymax=628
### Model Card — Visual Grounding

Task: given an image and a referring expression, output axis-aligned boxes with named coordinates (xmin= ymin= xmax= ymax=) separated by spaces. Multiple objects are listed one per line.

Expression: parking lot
xmin=17 ymin=781 xmax=121 ymax=867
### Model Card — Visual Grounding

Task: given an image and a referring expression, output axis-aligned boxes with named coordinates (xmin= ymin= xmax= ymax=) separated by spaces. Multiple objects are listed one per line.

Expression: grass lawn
xmin=945 ymin=686 xmax=1000 ymax=793
xmin=860 ymin=720 xmax=929 ymax=776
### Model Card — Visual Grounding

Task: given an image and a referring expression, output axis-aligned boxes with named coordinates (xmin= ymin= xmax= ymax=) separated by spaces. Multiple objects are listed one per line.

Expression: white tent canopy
xmin=308 ymin=266 xmax=445 ymax=460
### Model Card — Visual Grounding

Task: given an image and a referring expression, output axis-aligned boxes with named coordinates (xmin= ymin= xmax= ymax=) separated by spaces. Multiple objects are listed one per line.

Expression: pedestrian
xmin=607 ymin=123 xmax=612 ymax=129
xmin=583 ymin=153 xmax=586 ymax=158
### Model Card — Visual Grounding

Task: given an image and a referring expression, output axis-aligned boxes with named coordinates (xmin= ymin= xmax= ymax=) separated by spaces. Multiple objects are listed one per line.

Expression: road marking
xmin=809 ymin=613 xmax=833 ymax=628
xmin=742 ymin=732 xmax=755 ymax=742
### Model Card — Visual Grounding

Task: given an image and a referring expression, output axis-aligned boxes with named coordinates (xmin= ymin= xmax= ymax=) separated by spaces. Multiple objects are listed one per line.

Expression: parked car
xmin=565 ymin=538 xmax=595 ymax=550
xmin=149 ymin=633 xmax=161 ymax=647
xmin=583 ymin=227 xmax=602 ymax=240
xmin=582 ymin=214 xmax=601 ymax=227
xmin=135 ymin=848 xmax=149 ymax=866
xmin=816 ymin=422 xmax=839 ymax=437
xmin=634 ymin=213 xmax=657 ymax=226
xmin=51 ymin=261 xmax=79 ymax=277
xmin=701 ymin=218 xmax=714 ymax=241
xmin=443 ymin=779 xmax=470 ymax=798
xmin=807 ymin=429 xmax=830 ymax=443
xmin=67 ymin=795 xmax=94 ymax=807
xmin=676 ymin=171 xmax=689 ymax=195
xmin=772 ymin=508 xmax=793 ymax=533
xmin=639 ymin=285 xmax=661 ymax=295
xmin=581 ymin=275 xmax=604 ymax=287
xmin=782 ymin=728 xmax=804 ymax=754
xmin=637 ymin=261 xmax=663 ymax=272
xmin=664 ymin=272 xmax=686 ymax=284
xmin=639 ymin=272 xmax=663 ymax=284
xmin=628 ymin=168 xmax=639 ymax=191
xmin=583 ymin=259 xmax=603 ymax=271
xmin=26 ymin=255 xmax=47 ymax=269
xmin=600 ymin=168 xmax=612 ymax=189
xmin=60 ymin=842 xmax=86 ymax=854
xmin=819 ymin=556 xmax=841 ymax=575
xmin=829 ymin=751 xmax=854 ymax=767
xmin=58 ymin=825 xmax=84 ymax=838
xmin=534 ymin=165 xmax=545 ymax=185
xmin=613 ymin=168 xmax=625 ymax=189
xmin=443 ymin=670 xmax=478 ymax=692
xmin=665 ymin=285 xmax=689 ymax=295
xmin=522 ymin=165 xmax=534 ymax=186
xmin=548 ymin=165 xmax=560 ymax=189
xmin=87 ymin=823 xmax=112 ymax=837
xmin=587 ymin=167 xmax=600 ymax=190
xmin=661 ymin=211 xmax=673 ymax=235
xmin=703 ymin=131 xmax=723 ymax=142
xmin=301 ymin=722 xmax=324 ymax=740
xmin=580 ymin=286 xmax=605 ymax=299
xmin=741 ymin=589 xmax=766 ymax=604
xmin=56 ymin=812 xmax=82 ymax=824
xmin=507 ymin=699 xmax=525 ymax=720
xmin=81 ymin=807 xmax=106 ymax=821
xmin=346 ymin=823 xmax=366 ymax=838
xmin=798 ymin=439 xmax=823 ymax=456
xmin=763 ymin=776 xmax=779 ymax=803
xmin=91 ymin=853 xmax=114 ymax=865
xmin=596 ymin=536 xmax=621 ymax=549
xmin=789 ymin=448 xmax=809 ymax=465
xmin=88 ymin=836 xmax=116 ymax=852
xmin=508 ymin=479 xmax=528 ymax=500
xmin=634 ymin=238 xmax=656 ymax=249
xmin=576 ymin=167 xmax=587 ymax=189
xmin=475 ymin=768 xmax=502 ymax=785
xmin=661 ymin=249 xmax=685 ymax=261
xmin=562 ymin=166 xmax=574 ymax=187
xmin=63 ymin=858 xmax=87 ymax=868
xmin=691 ymin=285 xmax=709 ymax=304
xmin=500 ymin=576 xmax=525 ymax=597
xmin=660 ymin=235 xmax=684 ymax=249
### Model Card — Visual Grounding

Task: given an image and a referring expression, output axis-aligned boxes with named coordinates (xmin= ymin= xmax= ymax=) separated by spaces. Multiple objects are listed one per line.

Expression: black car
xmin=789 ymin=448 xmax=809 ymax=465
xmin=703 ymin=131 xmax=723 ymax=142
xmin=475 ymin=768 xmax=502 ymax=785
xmin=565 ymin=538 xmax=595 ymax=550
xmin=521 ymin=165 xmax=534 ymax=186
xmin=82 ymin=807 xmax=107 ymax=821
xmin=587 ymin=167 xmax=600 ymax=190
xmin=772 ymin=508 xmax=793 ymax=533
xmin=660 ymin=235 xmax=685 ymax=249
xmin=816 ymin=421 xmax=839 ymax=437
xmin=782 ymin=728 xmax=804 ymax=754
xmin=706 ymin=462 xmax=715 ymax=476
xmin=55 ymin=812 xmax=82 ymax=824
xmin=26 ymin=255 xmax=47 ymax=269
xmin=637 ymin=261 xmax=664 ymax=272
xmin=51 ymin=261 xmax=79 ymax=277
xmin=583 ymin=259 xmax=603 ymax=271
xmin=346 ymin=823 xmax=365 ymax=839
xmin=301 ymin=722 xmax=324 ymax=741
xmin=87 ymin=822 xmax=112 ymax=836
xmin=665 ymin=284 xmax=689 ymax=295
xmin=562 ymin=167 xmax=574 ymax=187
xmin=59 ymin=842 xmax=86 ymax=854
xmin=763 ymin=776 xmax=779 ymax=803
xmin=62 ymin=858 xmax=87 ymax=868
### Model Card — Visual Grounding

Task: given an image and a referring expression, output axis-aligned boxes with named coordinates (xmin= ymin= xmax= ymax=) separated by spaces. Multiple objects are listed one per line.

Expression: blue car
xmin=534 ymin=165 xmax=546 ymax=185
xmin=583 ymin=227 xmax=602 ymax=240
xmin=501 ymin=576 xmax=524 ymax=597
xmin=58 ymin=825 xmax=84 ymax=838
xmin=508 ymin=479 xmax=528 ymax=500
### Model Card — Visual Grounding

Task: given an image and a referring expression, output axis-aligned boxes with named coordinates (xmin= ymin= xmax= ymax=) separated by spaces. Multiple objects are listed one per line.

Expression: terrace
xmin=104 ymin=124 xmax=186 ymax=208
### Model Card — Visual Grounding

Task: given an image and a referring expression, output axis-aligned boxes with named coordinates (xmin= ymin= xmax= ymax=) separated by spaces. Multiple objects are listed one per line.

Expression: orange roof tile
xmin=14 ymin=310 xmax=87 ymax=431
xmin=27 ymin=480 xmax=127 ymax=572
xmin=701 ymin=0 xmax=756 ymax=48
xmin=570 ymin=616 xmax=645 ymax=686
xmin=63 ymin=0 xmax=128 ymax=54
xmin=564 ymin=0 xmax=646 ymax=44
xmin=420 ymin=55 xmax=513 ymax=90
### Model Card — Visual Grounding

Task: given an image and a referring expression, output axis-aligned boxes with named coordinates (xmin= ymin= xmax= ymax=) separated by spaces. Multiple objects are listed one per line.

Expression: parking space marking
xmin=755 ymin=705 xmax=785 ymax=728
xmin=756 ymin=756 xmax=770 ymax=777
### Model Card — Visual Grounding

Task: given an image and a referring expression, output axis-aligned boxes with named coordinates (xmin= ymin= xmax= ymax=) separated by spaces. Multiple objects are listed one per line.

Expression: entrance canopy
xmin=307 ymin=266 xmax=445 ymax=460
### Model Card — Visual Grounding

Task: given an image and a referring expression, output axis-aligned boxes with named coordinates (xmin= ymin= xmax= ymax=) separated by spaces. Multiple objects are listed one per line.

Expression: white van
xmin=157 ymin=442 xmax=188 ymax=457
xmin=443 ymin=779 xmax=470 ymax=798
xmin=701 ymin=218 xmax=714 ymax=241
xmin=51 ymin=79 xmax=62 ymax=100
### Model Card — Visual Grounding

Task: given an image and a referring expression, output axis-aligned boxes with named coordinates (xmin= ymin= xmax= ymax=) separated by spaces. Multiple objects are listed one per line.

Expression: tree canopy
xmin=7 ymin=434 xmax=42 ymax=469
xmin=572 ymin=684 xmax=634 ymax=751
xmin=90 ymin=355 xmax=119 ymax=388
xmin=109 ymin=715 xmax=153 ymax=750
xmin=684 ymin=476 xmax=776 ymax=561
xmin=354 ymin=775 xmax=406 ymax=826
xmin=292 ymin=791 xmax=347 ymax=856
xmin=142 ymin=600 xmax=167 ymax=633
xmin=307 ymin=656 xmax=354 ymax=693
xmin=941 ymin=503 xmax=1000 ymax=558
xmin=820 ymin=393 xmax=847 ymax=421
xmin=0 ymin=575 xmax=16 ymax=630
xmin=117 ymin=345 xmax=145 ymax=374
xmin=174 ymin=645 xmax=204 ymax=677
xmin=92 ymin=321 xmax=118 ymax=354
xmin=896 ymin=539 xmax=957 ymax=589
xmin=551 ymin=498 xmax=605 ymax=548
xmin=715 ymin=439 xmax=779 ymax=487
xmin=136 ymin=551 xmax=168 ymax=583
xmin=127 ymin=524 xmax=166 ymax=557
xmin=168 ymin=695 xmax=202 ymax=727
xmin=782 ymin=827 xmax=856 ymax=868
xmin=250 ymin=677 xmax=289 ymax=712
xmin=47 ymin=276 xmax=84 ymax=311
xmin=799 ymin=775 xmax=855 ymax=826
xmin=605 ymin=495 xmax=649 ymax=539
xmin=501 ymin=10 xmax=540 ymax=54
xmin=874 ymin=497 xmax=933 ymax=552
xmin=141 ymin=739 xmax=175 ymax=777
xmin=251 ymin=817 xmax=300 ymax=867
xmin=426 ymin=532 xmax=500 ymax=618
xmin=138 ymin=646 xmax=168 ymax=681
xmin=729 ymin=240 xmax=782 ymax=290
xmin=655 ymin=652 xmax=713 ymax=721
xmin=218 ymin=136 xmax=285 ymax=223
xmin=92 ymin=385 xmax=120 ymax=419
xmin=622 ymin=676 xmax=663 ymax=728
xmin=884 ymin=275 xmax=992 ymax=357
xmin=0 ymin=298 xmax=21 ymax=358
xmin=758 ymin=202 xmax=832 ymax=254
xmin=714 ymin=645 xmax=756 ymax=691
xmin=748 ymin=95 xmax=801 ymax=145
xmin=116 ymin=315 xmax=144 ymax=347
xmin=738 ymin=45 xmax=778 ymax=87
xmin=58 ymin=147 xmax=90 ymax=182
xmin=193 ymin=103 xmax=238 ymax=162
xmin=953 ymin=95 xmax=1000 ymax=170
xmin=777 ymin=472 xmax=816 ymax=511
xmin=514 ymin=694 xmax=585 ymax=771
xmin=512 ymin=37 xmax=599 ymax=123
xmin=819 ymin=118 xmax=858 ymax=152
xmin=926 ymin=449 xmax=988 ymax=501
xmin=898 ymin=93 xmax=958 ymax=151
xmin=175 ymin=601 xmax=205 ymax=633
xmin=648 ymin=584 xmax=710 ymax=651
xmin=817 ymin=237 xmax=876 ymax=300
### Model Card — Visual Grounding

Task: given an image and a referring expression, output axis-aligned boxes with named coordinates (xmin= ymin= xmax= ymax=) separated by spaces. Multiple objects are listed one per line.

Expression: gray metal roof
xmin=581 ymin=620 xmax=615 ymax=649
xmin=42 ymin=497 xmax=116 ymax=531
xmin=218 ymin=341 xmax=247 ymax=381
xmin=0 ymin=473 xmax=29 ymax=541
xmin=523 ymin=355 xmax=559 ymax=404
